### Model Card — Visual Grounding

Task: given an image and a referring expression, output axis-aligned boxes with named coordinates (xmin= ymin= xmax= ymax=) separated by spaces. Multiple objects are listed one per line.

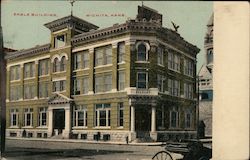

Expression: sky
xmin=1 ymin=0 xmax=213 ymax=71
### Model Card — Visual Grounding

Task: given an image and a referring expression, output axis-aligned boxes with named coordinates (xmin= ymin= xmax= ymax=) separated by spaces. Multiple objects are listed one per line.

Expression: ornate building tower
xmin=198 ymin=14 xmax=213 ymax=137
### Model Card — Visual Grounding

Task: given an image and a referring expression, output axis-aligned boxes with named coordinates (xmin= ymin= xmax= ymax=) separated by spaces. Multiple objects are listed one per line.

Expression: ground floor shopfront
xmin=6 ymin=91 xmax=197 ymax=142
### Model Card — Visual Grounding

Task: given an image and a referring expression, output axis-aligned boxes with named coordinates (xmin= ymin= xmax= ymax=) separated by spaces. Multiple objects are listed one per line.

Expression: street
xmin=4 ymin=139 xmax=183 ymax=160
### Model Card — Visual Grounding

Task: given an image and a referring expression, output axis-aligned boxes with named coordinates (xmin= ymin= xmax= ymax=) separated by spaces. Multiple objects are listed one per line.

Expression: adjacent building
xmin=5 ymin=5 xmax=200 ymax=142
xmin=198 ymin=14 xmax=213 ymax=137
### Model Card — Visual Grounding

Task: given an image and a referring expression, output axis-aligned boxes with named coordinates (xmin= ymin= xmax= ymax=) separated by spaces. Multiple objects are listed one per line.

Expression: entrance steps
xmin=134 ymin=131 xmax=154 ymax=142
xmin=50 ymin=134 xmax=63 ymax=139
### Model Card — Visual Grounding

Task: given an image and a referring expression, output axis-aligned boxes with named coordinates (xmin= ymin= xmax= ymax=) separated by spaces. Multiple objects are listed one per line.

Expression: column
xmin=131 ymin=105 xmax=135 ymax=132
xmin=150 ymin=105 xmax=157 ymax=141
xmin=63 ymin=107 xmax=71 ymax=139
xmin=88 ymin=48 xmax=94 ymax=94
xmin=48 ymin=108 xmax=53 ymax=137
xmin=151 ymin=106 xmax=156 ymax=132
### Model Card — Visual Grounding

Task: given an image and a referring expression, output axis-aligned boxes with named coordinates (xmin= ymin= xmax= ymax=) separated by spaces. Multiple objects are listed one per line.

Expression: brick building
xmin=5 ymin=5 xmax=200 ymax=142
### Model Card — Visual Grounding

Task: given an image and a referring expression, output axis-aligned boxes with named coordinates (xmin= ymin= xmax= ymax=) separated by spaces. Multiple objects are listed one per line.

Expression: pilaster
xmin=88 ymin=48 xmax=94 ymax=94
xmin=112 ymin=43 xmax=117 ymax=92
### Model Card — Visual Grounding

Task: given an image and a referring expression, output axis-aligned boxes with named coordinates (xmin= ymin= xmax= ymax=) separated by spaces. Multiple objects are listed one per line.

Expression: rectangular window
xmin=10 ymin=109 xmax=18 ymax=126
xmin=95 ymin=76 xmax=102 ymax=93
xmin=95 ymin=104 xmax=111 ymax=127
xmin=38 ymin=107 xmax=47 ymax=126
xmin=53 ymin=80 xmax=66 ymax=92
xmin=82 ymin=51 xmax=89 ymax=69
xmin=168 ymin=79 xmax=180 ymax=97
xmin=104 ymin=74 xmax=112 ymax=92
xmin=184 ymin=59 xmax=194 ymax=77
xmin=24 ymin=62 xmax=35 ymax=79
xmin=54 ymin=34 xmax=65 ymax=48
xmin=73 ymin=53 xmax=81 ymax=70
xmin=95 ymin=45 xmax=112 ymax=66
xmin=39 ymin=59 xmax=49 ymax=76
xmin=10 ymin=85 xmax=21 ymax=101
xmin=118 ymin=71 xmax=125 ymax=91
xmin=157 ymin=47 xmax=164 ymax=66
xmin=73 ymin=78 xmax=80 ymax=95
xmin=168 ymin=52 xmax=180 ymax=71
xmin=157 ymin=74 xmax=165 ymax=92
xmin=24 ymin=84 xmax=35 ymax=99
xmin=39 ymin=82 xmax=49 ymax=98
xmin=10 ymin=65 xmax=20 ymax=81
xmin=74 ymin=105 xmax=87 ymax=127
xmin=184 ymin=83 xmax=193 ymax=99
xmin=170 ymin=110 xmax=179 ymax=128
xmin=118 ymin=42 xmax=125 ymax=63
xmin=118 ymin=103 xmax=124 ymax=127
xmin=82 ymin=77 xmax=89 ymax=94
xmin=185 ymin=112 xmax=192 ymax=128
xmin=24 ymin=108 xmax=33 ymax=126
xmin=137 ymin=72 xmax=148 ymax=89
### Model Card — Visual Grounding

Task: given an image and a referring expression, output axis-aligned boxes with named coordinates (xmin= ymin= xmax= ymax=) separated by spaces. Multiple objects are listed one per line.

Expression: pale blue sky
xmin=2 ymin=1 xmax=213 ymax=71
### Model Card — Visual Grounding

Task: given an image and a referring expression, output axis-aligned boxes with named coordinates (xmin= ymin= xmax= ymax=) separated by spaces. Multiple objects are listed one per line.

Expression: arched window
xmin=61 ymin=56 xmax=66 ymax=71
xmin=53 ymin=58 xmax=60 ymax=72
xmin=137 ymin=43 xmax=147 ymax=61
xmin=207 ymin=48 xmax=213 ymax=64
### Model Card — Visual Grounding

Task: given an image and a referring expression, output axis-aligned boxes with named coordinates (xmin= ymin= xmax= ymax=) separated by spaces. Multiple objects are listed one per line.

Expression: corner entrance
xmin=53 ymin=109 xmax=65 ymax=134
xmin=135 ymin=105 xmax=151 ymax=138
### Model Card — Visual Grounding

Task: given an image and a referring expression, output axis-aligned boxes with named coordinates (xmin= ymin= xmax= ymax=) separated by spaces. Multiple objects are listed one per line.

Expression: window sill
xmin=22 ymin=126 xmax=34 ymax=129
xmin=94 ymin=64 xmax=112 ymax=69
xmin=36 ymin=126 xmax=48 ymax=129
xmin=135 ymin=61 xmax=149 ymax=64
xmin=72 ymin=126 xmax=88 ymax=129
xmin=184 ymin=74 xmax=194 ymax=78
xmin=10 ymin=80 xmax=21 ymax=83
xmin=157 ymin=64 xmax=165 ymax=67
xmin=9 ymin=126 xmax=19 ymax=129
xmin=39 ymin=74 xmax=50 ymax=78
xmin=168 ymin=68 xmax=181 ymax=73
xmin=94 ymin=127 xmax=111 ymax=129
xmin=117 ymin=126 xmax=124 ymax=129
xmin=118 ymin=61 xmax=125 ymax=65
xmin=73 ymin=68 xmax=89 ymax=72
xmin=24 ymin=77 xmax=35 ymax=80
xmin=53 ymin=90 xmax=66 ymax=94
xmin=52 ymin=71 xmax=66 ymax=74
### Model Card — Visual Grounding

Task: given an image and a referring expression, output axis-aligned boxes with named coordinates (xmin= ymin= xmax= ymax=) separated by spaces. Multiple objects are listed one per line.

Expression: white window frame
xmin=95 ymin=104 xmax=111 ymax=128
xmin=136 ymin=42 xmax=149 ymax=62
xmin=82 ymin=51 xmax=89 ymax=69
xmin=73 ymin=105 xmax=87 ymax=127
xmin=117 ymin=103 xmax=124 ymax=128
xmin=73 ymin=52 xmax=81 ymax=70
xmin=38 ymin=107 xmax=47 ymax=127
xmin=82 ymin=77 xmax=89 ymax=94
xmin=157 ymin=46 xmax=164 ymax=66
xmin=24 ymin=85 xmax=35 ymax=99
xmin=118 ymin=42 xmax=125 ymax=63
xmin=24 ymin=108 xmax=33 ymax=127
xmin=54 ymin=34 xmax=66 ymax=48
xmin=118 ymin=71 xmax=125 ymax=91
xmin=168 ymin=79 xmax=180 ymax=97
xmin=73 ymin=78 xmax=81 ymax=95
xmin=168 ymin=52 xmax=180 ymax=72
xmin=24 ymin=62 xmax=35 ymax=79
xmin=10 ymin=65 xmax=20 ymax=81
xmin=157 ymin=74 xmax=165 ymax=92
xmin=137 ymin=72 xmax=148 ymax=89
xmin=10 ymin=109 xmax=18 ymax=127
xmin=53 ymin=80 xmax=66 ymax=92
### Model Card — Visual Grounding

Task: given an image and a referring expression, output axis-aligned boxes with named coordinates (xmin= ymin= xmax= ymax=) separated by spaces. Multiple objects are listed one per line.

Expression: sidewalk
xmin=6 ymin=137 xmax=165 ymax=146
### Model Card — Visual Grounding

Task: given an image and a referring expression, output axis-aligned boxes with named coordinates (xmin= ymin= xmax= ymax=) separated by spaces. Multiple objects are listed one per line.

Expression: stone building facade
xmin=5 ymin=5 xmax=200 ymax=142
xmin=198 ymin=14 xmax=213 ymax=137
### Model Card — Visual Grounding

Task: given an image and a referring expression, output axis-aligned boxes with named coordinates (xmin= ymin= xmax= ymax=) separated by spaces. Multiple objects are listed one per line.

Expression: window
xmin=184 ymin=83 xmax=193 ymax=99
xmin=168 ymin=79 xmax=180 ymax=96
xmin=39 ymin=82 xmax=49 ymax=98
xmin=137 ymin=43 xmax=147 ymax=61
xmin=118 ymin=103 xmax=124 ymax=127
xmin=95 ymin=45 xmax=112 ymax=67
xmin=10 ymin=109 xmax=18 ymax=126
xmin=61 ymin=56 xmax=66 ymax=71
xmin=82 ymin=77 xmax=89 ymax=94
xmin=24 ymin=84 xmax=35 ymax=99
xmin=170 ymin=110 xmax=179 ymax=128
xmin=53 ymin=80 xmax=66 ymax=92
xmin=39 ymin=59 xmax=49 ymax=76
xmin=137 ymin=72 xmax=148 ymax=89
xmin=82 ymin=51 xmax=89 ymax=68
xmin=94 ymin=74 xmax=112 ymax=93
xmin=73 ymin=105 xmax=87 ymax=127
xmin=73 ymin=53 xmax=81 ymax=70
xmin=24 ymin=62 xmax=35 ymax=79
xmin=118 ymin=42 xmax=125 ymax=63
xmin=10 ymin=85 xmax=21 ymax=101
xmin=118 ymin=71 xmax=125 ymax=91
xmin=184 ymin=59 xmax=194 ymax=77
xmin=207 ymin=48 xmax=213 ymax=64
xmin=53 ymin=58 xmax=60 ymax=72
xmin=185 ymin=112 xmax=192 ymax=128
xmin=54 ymin=34 xmax=65 ymax=48
xmin=73 ymin=78 xmax=80 ymax=95
xmin=10 ymin=65 xmax=20 ymax=81
xmin=157 ymin=47 xmax=164 ymax=65
xmin=95 ymin=104 xmax=111 ymax=127
xmin=168 ymin=52 xmax=180 ymax=71
xmin=24 ymin=108 xmax=33 ymax=126
xmin=157 ymin=74 xmax=165 ymax=92
xmin=38 ymin=107 xmax=47 ymax=126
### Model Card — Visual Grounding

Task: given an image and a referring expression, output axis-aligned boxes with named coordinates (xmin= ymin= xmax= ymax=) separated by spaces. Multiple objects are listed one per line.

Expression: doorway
xmin=53 ymin=109 xmax=65 ymax=134
xmin=135 ymin=105 xmax=151 ymax=138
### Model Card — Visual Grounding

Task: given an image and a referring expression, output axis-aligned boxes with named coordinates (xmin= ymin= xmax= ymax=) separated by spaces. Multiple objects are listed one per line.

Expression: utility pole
xmin=0 ymin=0 xmax=6 ymax=158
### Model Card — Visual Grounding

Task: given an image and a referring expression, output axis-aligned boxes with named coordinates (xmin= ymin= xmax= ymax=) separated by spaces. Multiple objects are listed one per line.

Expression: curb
xmin=7 ymin=137 xmax=165 ymax=146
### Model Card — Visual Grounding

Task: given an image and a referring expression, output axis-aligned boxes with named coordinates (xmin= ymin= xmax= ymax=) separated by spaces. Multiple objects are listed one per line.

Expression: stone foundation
xmin=157 ymin=131 xmax=197 ymax=142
